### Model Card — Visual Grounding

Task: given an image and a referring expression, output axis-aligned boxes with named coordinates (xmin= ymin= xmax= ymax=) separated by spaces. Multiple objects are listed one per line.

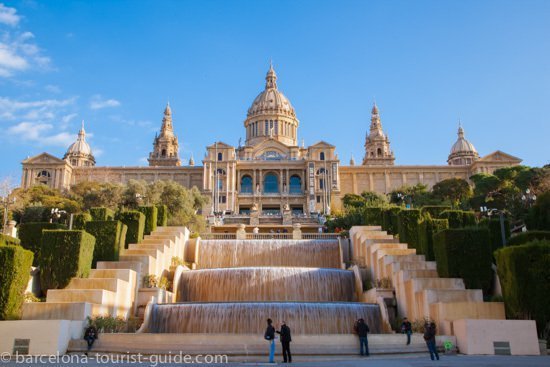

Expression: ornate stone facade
xmin=20 ymin=65 xmax=521 ymax=214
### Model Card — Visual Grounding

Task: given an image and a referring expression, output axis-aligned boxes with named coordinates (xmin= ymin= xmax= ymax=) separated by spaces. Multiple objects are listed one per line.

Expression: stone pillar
xmin=282 ymin=207 xmax=292 ymax=225
xmin=236 ymin=224 xmax=246 ymax=240
xmin=3 ymin=220 xmax=17 ymax=238
xmin=292 ymin=223 xmax=302 ymax=240
xmin=250 ymin=207 xmax=260 ymax=226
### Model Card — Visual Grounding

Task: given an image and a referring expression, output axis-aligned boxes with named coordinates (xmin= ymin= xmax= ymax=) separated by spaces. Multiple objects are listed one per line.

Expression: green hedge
xmin=20 ymin=206 xmax=50 ymax=223
xmin=421 ymin=205 xmax=452 ymax=219
xmin=115 ymin=211 xmax=145 ymax=247
xmin=364 ymin=207 xmax=383 ymax=226
xmin=418 ymin=218 xmax=449 ymax=261
xmin=479 ymin=217 xmax=511 ymax=254
xmin=495 ymin=240 xmax=550 ymax=335
xmin=433 ymin=228 xmax=493 ymax=293
xmin=40 ymin=230 xmax=95 ymax=292
xmin=85 ymin=221 xmax=127 ymax=267
xmin=18 ymin=222 xmax=67 ymax=266
xmin=382 ymin=207 xmax=402 ymax=235
xmin=72 ymin=212 xmax=92 ymax=230
xmin=89 ymin=207 xmax=115 ymax=221
xmin=137 ymin=206 xmax=158 ymax=235
xmin=439 ymin=210 xmax=477 ymax=228
xmin=156 ymin=205 xmax=168 ymax=227
xmin=398 ymin=209 xmax=422 ymax=249
xmin=0 ymin=233 xmax=20 ymax=246
xmin=0 ymin=245 xmax=34 ymax=320
xmin=507 ymin=231 xmax=550 ymax=247
xmin=526 ymin=191 xmax=550 ymax=231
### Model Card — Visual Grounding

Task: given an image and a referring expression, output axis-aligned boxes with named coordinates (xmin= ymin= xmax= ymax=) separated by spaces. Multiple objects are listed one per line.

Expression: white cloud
xmin=90 ymin=95 xmax=121 ymax=110
xmin=7 ymin=121 xmax=74 ymax=147
xmin=0 ymin=3 xmax=20 ymax=26
xmin=94 ymin=148 xmax=104 ymax=157
xmin=45 ymin=84 xmax=61 ymax=93
xmin=0 ymin=96 xmax=76 ymax=121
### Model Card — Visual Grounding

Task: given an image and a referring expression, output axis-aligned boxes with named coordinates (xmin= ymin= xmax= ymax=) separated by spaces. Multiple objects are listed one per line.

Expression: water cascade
xmin=177 ymin=267 xmax=356 ymax=302
xmin=197 ymin=239 xmax=342 ymax=269
xmin=148 ymin=302 xmax=382 ymax=334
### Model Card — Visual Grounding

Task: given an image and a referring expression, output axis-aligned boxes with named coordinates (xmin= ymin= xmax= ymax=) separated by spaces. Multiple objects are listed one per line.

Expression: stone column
xmin=236 ymin=224 xmax=247 ymax=240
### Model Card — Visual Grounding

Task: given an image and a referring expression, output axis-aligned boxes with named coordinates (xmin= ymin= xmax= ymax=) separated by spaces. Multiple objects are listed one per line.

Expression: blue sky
xmin=1 ymin=0 xmax=549 ymax=183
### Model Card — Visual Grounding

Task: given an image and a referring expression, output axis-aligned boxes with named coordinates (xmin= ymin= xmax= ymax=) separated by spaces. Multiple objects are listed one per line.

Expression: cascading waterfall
xmin=197 ymin=239 xmax=341 ymax=269
xmin=177 ymin=267 xmax=356 ymax=302
xmin=147 ymin=302 xmax=382 ymax=334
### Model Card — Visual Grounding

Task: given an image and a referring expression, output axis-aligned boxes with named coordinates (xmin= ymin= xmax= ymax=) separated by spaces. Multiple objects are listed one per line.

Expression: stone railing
xmin=245 ymin=233 xmax=292 ymax=240
xmin=200 ymin=233 xmax=237 ymax=240
xmin=302 ymin=233 xmax=341 ymax=240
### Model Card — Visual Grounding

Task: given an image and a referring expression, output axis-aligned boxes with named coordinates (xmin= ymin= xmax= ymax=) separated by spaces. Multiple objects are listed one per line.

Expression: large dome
xmin=450 ymin=125 xmax=477 ymax=155
xmin=63 ymin=121 xmax=95 ymax=166
xmin=247 ymin=64 xmax=296 ymax=118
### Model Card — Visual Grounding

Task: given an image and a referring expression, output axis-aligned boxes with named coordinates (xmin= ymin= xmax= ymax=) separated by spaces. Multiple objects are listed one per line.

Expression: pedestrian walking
xmin=353 ymin=318 xmax=370 ymax=356
xmin=276 ymin=321 xmax=292 ymax=363
xmin=423 ymin=321 xmax=440 ymax=361
xmin=264 ymin=318 xmax=276 ymax=363
xmin=401 ymin=317 xmax=412 ymax=345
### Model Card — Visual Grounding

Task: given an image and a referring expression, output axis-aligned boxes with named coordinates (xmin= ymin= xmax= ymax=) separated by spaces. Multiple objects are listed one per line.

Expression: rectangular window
xmin=219 ymin=195 xmax=226 ymax=203
xmin=316 ymin=195 xmax=321 ymax=203
xmin=320 ymin=178 xmax=325 ymax=190
xmin=275 ymin=120 xmax=278 ymax=135
xmin=265 ymin=120 xmax=268 ymax=134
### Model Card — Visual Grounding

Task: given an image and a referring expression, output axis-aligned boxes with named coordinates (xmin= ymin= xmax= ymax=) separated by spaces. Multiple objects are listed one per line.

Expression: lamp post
xmin=49 ymin=208 xmax=67 ymax=224
xmin=521 ymin=189 xmax=537 ymax=208
xmin=1 ymin=194 xmax=16 ymax=234
xmin=480 ymin=206 xmax=507 ymax=247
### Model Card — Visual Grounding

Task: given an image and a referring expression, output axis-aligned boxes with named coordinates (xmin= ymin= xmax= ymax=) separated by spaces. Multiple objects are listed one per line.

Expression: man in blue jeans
xmin=424 ymin=322 xmax=440 ymax=361
xmin=354 ymin=318 xmax=370 ymax=356
xmin=264 ymin=318 xmax=276 ymax=363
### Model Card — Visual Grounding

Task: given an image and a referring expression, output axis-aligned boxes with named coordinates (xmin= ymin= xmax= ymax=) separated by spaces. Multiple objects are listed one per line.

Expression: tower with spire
xmin=362 ymin=103 xmax=395 ymax=166
xmin=64 ymin=121 xmax=96 ymax=167
xmin=148 ymin=103 xmax=181 ymax=166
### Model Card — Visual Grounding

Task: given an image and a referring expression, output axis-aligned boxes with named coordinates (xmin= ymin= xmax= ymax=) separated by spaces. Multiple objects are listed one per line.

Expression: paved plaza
xmin=1 ymin=354 xmax=549 ymax=367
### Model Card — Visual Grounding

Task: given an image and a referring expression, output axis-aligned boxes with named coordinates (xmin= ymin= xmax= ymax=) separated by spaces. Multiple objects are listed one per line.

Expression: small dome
xmin=247 ymin=65 xmax=296 ymax=118
xmin=66 ymin=122 xmax=92 ymax=156
xmin=450 ymin=125 xmax=477 ymax=155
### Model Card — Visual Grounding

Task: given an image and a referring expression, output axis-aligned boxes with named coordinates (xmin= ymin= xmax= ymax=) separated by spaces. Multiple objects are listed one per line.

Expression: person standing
xmin=354 ymin=318 xmax=370 ymax=356
xmin=264 ymin=318 xmax=276 ymax=363
xmin=276 ymin=321 xmax=292 ymax=363
xmin=401 ymin=317 xmax=412 ymax=345
xmin=83 ymin=324 xmax=98 ymax=354
xmin=423 ymin=322 xmax=440 ymax=361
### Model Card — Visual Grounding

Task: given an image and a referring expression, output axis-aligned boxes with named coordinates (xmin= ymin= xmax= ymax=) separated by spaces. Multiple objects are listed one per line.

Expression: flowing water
xmin=197 ymin=239 xmax=342 ymax=269
xmin=177 ymin=267 xmax=356 ymax=302
xmin=147 ymin=302 xmax=382 ymax=334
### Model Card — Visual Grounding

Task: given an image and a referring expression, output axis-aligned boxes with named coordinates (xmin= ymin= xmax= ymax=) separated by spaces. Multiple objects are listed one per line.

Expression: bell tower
xmin=362 ymin=103 xmax=395 ymax=166
xmin=148 ymin=103 xmax=181 ymax=166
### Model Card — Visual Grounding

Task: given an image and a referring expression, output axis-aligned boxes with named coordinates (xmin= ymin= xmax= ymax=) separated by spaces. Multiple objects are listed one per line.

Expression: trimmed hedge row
xmin=137 ymin=206 xmax=158 ymax=235
xmin=421 ymin=205 xmax=451 ymax=219
xmin=495 ymin=240 xmax=550 ymax=335
xmin=382 ymin=207 xmax=402 ymax=235
xmin=0 ymin=233 xmax=20 ymax=246
xmin=418 ymin=218 xmax=449 ymax=261
xmin=0 ymin=245 xmax=34 ymax=320
xmin=364 ymin=207 xmax=383 ymax=226
xmin=72 ymin=212 xmax=92 ymax=230
xmin=115 ymin=211 xmax=145 ymax=247
xmin=433 ymin=227 xmax=493 ymax=293
xmin=39 ymin=230 xmax=95 ymax=292
xmin=397 ymin=209 xmax=422 ymax=249
xmin=439 ymin=210 xmax=477 ymax=228
xmin=85 ymin=221 xmax=127 ymax=267
xmin=479 ymin=217 xmax=511 ymax=254
xmin=507 ymin=231 xmax=550 ymax=247
xmin=18 ymin=222 xmax=67 ymax=266
xmin=156 ymin=205 xmax=168 ymax=227
xmin=20 ymin=206 xmax=51 ymax=223
xmin=90 ymin=207 xmax=115 ymax=221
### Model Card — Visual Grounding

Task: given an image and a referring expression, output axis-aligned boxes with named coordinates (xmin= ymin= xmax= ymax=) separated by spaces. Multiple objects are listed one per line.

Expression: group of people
xmin=264 ymin=319 xmax=292 ymax=363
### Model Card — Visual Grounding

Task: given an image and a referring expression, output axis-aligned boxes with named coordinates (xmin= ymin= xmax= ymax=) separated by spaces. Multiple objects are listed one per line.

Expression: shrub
xmin=439 ymin=210 xmax=477 ymax=228
xmin=89 ymin=207 xmax=115 ymax=221
xmin=72 ymin=212 xmax=92 ymax=230
xmin=18 ymin=222 xmax=67 ymax=266
xmin=495 ymin=240 xmax=550 ymax=337
xmin=0 ymin=245 xmax=34 ymax=319
xmin=433 ymin=228 xmax=493 ymax=293
xmin=137 ymin=206 xmax=158 ymax=235
xmin=479 ymin=217 xmax=511 ymax=253
xmin=20 ymin=206 xmax=50 ymax=223
xmin=382 ymin=207 xmax=402 ymax=235
xmin=0 ymin=233 xmax=20 ymax=247
xmin=85 ymin=221 xmax=127 ymax=267
xmin=39 ymin=230 xmax=95 ymax=292
xmin=364 ymin=207 xmax=383 ymax=226
xmin=115 ymin=211 xmax=145 ymax=247
xmin=398 ymin=209 xmax=422 ymax=249
xmin=421 ymin=205 xmax=452 ymax=219
xmin=507 ymin=231 xmax=550 ymax=247
xmin=418 ymin=218 xmax=449 ymax=261
xmin=156 ymin=205 xmax=168 ymax=227
xmin=526 ymin=191 xmax=550 ymax=231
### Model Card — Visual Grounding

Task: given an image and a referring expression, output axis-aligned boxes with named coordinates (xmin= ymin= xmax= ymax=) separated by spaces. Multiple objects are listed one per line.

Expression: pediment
xmin=206 ymin=141 xmax=234 ymax=149
xmin=478 ymin=150 xmax=522 ymax=163
xmin=22 ymin=152 xmax=66 ymax=165
xmin=252 ymin=138 xmax=292 ymax=159
xmin=310 ymin=140 xmax=335 ymax=148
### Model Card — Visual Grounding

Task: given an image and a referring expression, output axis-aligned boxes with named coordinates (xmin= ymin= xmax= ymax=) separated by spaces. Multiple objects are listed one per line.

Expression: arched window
xmin=240 ymin=175 xmax=253 ymax=193
xmin=36 ymin=170 xmax=51 ymax=185
xmin=161 ymin=149 xmax=166 ymax=157
xmin=320 ymin=152 xmax=325 ymax=161
xmin=377 ymin=148 xmax=382 ymax=157
xmin=263 ymin=173 xmax=279 ymax=193
xmin=217 ymin=152 xmax=223 ymax=161
xmin=289 ymin=175 xmax=302 ymax=194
